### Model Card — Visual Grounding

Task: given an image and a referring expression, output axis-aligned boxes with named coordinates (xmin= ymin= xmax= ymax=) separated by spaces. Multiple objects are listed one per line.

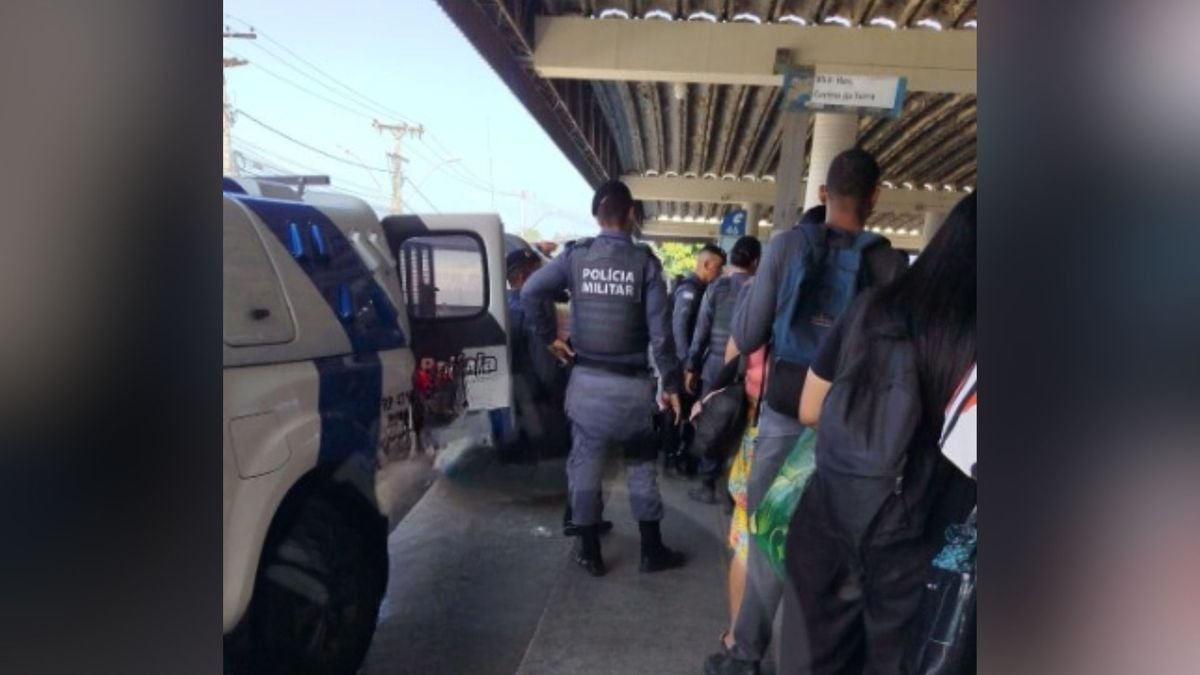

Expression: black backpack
xmin=814 ymin=298 xmax=930 ymax=546
xmin=688 ymin=358 xmax=748 ymax=463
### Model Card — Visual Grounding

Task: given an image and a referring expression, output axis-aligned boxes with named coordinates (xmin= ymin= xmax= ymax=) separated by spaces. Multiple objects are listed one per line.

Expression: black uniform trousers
xmin=778 ymin=469 xmax=974 ymax=675
xmin=660 ymin=391 xmax=696 ymax=467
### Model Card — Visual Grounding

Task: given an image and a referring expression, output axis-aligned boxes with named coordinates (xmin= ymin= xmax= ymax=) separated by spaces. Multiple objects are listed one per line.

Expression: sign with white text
xmin=807 ymin=74 xmax=906 ymax=117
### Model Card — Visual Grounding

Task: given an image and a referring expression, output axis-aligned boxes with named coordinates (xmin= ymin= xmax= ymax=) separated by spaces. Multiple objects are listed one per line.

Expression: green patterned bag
xmin=751 ymin=428 xmax=818 ymax=577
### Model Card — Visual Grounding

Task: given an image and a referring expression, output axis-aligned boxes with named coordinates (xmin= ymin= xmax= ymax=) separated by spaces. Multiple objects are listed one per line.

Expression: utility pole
xmin=373 ymin=119 xmax=424 ymax=215
xmin=223 ymin=28 xmax=257 ymax=175
xmin=517 ymin=190 xmax=530 ymax=232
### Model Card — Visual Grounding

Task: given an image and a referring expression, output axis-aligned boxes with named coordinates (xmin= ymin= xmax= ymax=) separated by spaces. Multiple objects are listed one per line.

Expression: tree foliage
xmin=518 ymin=226 xmax=543 ymax=243
xmin=653 ymin=241 xmax=704 ymax=279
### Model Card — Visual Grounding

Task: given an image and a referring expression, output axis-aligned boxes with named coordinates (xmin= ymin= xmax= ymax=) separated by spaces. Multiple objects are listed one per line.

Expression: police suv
xmin=223 ymin=178 xmax=516 ymax=674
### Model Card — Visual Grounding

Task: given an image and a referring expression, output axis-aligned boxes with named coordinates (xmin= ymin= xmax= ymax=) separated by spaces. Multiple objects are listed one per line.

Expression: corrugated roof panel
xmin=444 ymin=0 xmax=978 ymax=234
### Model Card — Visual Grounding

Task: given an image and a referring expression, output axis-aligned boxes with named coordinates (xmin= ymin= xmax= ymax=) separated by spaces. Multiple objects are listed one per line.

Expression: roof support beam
xmin=534 ymin=17 xmax=976 ymax=94
xmin=626 ymin=174 xmax=777 ymax=204
xmin=639 ymin=220 xmax=925 ymax=250
xmin=623 ymin=174 xmax=964 ymax=212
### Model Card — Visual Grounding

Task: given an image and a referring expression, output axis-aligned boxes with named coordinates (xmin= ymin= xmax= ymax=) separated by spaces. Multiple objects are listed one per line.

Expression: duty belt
xmin=574 ymin=356 xmax=652 ymax=378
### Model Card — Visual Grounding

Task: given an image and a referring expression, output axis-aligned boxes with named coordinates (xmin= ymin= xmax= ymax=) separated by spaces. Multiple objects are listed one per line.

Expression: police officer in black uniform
xmin=521 ymin=180 xmax=686 ymax=577
xmin=663 ymin=242 xmax=725 ymax=475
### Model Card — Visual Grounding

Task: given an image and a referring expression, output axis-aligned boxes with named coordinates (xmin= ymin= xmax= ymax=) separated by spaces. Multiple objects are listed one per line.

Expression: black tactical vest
xmin=706 ymin=275 xmax=739 ymax=360
xmin=568 ymin=237 xmax=650 ymax=357
xmin=673 ymin=275 xmax=705 ymax=339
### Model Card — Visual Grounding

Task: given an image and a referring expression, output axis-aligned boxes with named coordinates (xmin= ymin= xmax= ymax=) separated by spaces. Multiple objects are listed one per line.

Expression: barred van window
xmin=400 ymin=234 xmax=487 ymax=319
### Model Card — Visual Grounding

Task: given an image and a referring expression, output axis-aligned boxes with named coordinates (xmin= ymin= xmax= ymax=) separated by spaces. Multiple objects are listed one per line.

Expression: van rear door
xmin=381 ymin=214 xmax=513 ymax=460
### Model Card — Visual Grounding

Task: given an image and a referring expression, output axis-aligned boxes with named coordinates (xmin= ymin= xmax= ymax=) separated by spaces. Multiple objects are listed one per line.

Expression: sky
xmin=223 ymin=0 xmax=597 ymax=240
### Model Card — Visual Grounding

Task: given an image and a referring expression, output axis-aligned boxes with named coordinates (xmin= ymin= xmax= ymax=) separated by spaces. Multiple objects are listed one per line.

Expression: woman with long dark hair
xmin=779 ymin=193 xmax=978 ymax=674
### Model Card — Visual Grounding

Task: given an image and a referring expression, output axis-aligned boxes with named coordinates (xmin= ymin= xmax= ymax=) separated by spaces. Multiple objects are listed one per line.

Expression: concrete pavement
xmin=361 ymin=447 xmax=762 ymax=675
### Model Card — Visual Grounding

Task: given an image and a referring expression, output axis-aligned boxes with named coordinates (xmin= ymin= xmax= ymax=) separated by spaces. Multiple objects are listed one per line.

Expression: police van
xmin=223 ymin=177 xmax=517 ymax=674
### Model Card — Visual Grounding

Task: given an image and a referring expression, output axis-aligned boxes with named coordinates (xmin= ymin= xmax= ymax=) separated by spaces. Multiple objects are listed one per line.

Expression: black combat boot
xmin=573 ymin=525 xmax=606 ymax=577
xmin=638 ymin=520 xmax=685 ymax=572
xmin=562 ymin=504 xmax=613 ymax=537
xmin=704 ymin=650 xmax=760 ymax=675
xmin=675 ymin=450 xmax=699 ymax=478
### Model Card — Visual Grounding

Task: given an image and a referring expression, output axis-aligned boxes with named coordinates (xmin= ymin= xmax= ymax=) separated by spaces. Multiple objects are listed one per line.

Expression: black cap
xmin=506 ymin=248 xmax=540 ymax=277
xmin=591 ymin=179 xmax=633 ymax=216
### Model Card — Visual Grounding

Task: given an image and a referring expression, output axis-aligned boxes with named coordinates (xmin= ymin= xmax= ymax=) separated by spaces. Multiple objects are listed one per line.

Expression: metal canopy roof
xmin=437 ymin=0 xmax=976 ymax=240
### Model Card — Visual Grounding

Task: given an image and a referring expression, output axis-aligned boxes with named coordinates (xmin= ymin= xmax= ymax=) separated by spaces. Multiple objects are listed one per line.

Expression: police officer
xmin=685 ymin=236 xmax=761 ymax=398
xmin=663 ymin=242 xmax=725 ymax=475
xmin=521 ymin=179 xmax=686 ymax=577
xmin=684 ymin=235 xmax=761 ymax=504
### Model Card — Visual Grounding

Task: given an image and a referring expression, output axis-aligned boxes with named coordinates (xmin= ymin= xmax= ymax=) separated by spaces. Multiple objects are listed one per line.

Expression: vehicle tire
xmin=246 ymin=490 xmax=388 ymax=675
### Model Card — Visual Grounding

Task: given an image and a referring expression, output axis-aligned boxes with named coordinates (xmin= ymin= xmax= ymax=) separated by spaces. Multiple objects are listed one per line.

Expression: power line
xmin=234 ymin=136 xmax=419 ymax=210
xmin=228 ymin=89 xmax=487 ymax=201
xmin=233 ymin=149 xmax=289 ymax=175
xmin=233 ymin=140 xmax=393 ymax=203
xmin=231 ymin=135 xmax=323 ymax=174
xmin=421 ymin=135 xmax=494 ymax=186
xmin=225 ymin=46 xmax=480 ymax=196
xmin=223 ymin=14 xmax=501 ymax=197
xmin=222 ymin=16 xmax=507 ymax=212
xmin=225 ymin=48 xmax=377 ymax=121
xmin=224 ymin=12 xmax=417 ymax=125
xmin=234 ymin=109 xmax=390 ymax=173
xmin=237 ymin=39 xmax=388 ymax=121
xmin=224 ymin=16 xmax=482 ymax=179
xmin=406 ymin=178 xmax=441 ymax=213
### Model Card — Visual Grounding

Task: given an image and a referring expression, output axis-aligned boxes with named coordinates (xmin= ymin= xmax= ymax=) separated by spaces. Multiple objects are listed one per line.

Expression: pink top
xmin=744 ymin=347 xmax=767 ymax=403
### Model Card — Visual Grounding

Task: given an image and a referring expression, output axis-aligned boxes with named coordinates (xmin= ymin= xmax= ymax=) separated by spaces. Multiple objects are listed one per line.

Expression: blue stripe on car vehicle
xmin=488 ymin=407 xmax=512 ymax=443
xmin=236 ymin=196 xmax=407 ymax=353
xmin=313 ymin=353 xmax=383 ymax=466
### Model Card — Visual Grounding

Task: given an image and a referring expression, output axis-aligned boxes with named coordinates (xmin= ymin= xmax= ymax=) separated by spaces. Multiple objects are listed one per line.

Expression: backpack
xmin=704 ymin=275 xmax=740 ymax=364
xmin=688 ymin=357 xmax=748 ymax=463
xmin=814 ymin=298 xmax=930 ymax=546
xmin=765 ymin=222 xmax=888 ymax=415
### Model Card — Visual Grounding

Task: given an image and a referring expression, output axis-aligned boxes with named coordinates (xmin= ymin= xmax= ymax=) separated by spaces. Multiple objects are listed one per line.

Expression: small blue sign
xmin=780 ymin=66 xmax=816 ymax=112
xmin=720 ymin=209 xmax=747 ymax=237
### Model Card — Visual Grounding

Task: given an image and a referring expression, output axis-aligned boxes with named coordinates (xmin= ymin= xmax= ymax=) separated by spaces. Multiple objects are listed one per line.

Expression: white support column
xmin=741 ymin=202 xmax=762 ymax=238
xmin=803 ymin=112 xmax=860 ymax=212
xmin=922 ymin=209 xmax=947 ymax=247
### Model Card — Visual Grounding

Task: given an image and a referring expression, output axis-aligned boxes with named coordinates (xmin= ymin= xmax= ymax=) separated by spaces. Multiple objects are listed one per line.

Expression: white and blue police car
xmin=223 ymin=177 xmax=515 ymax=674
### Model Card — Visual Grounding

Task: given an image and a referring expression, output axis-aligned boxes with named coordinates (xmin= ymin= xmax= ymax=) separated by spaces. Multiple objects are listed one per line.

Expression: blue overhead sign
xmin=720 ymin=209 xmax=747 ymax=237
xmin=781 ymin=66 xmax=816 ymax=112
